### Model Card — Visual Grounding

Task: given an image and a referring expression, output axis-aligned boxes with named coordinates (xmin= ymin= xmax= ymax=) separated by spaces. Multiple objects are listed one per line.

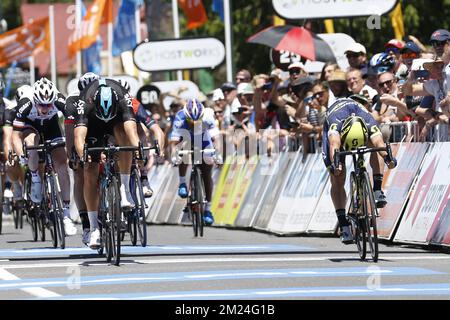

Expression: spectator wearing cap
xmin=287 ymin=62 xmax=307 ymax=83
xmin=235 ymin=69 xmax=252 ymax=85
xmin=328 ymin=69 xmax=351 ymax=101
xmin=221 ymin=82 xmax=240 ymax=130
xmin=430 ymin=29 xmax=450 ymax=60
xmin=401 ymin=41 xmax=421 ymax=71
xmin=346 ymin=68 xmax=378 ymax=101
xmin=385 ymin=39 xmax=407 ymax=75
xmin=212 ymin=88 xmax=227 ymax=127
xmin=234 ymin=83 xmax=256 ymax=145
xmin=345 ymin=43 xmax=368 ymax=77
xmin=403 ymin=58 xmax=449 ymax=141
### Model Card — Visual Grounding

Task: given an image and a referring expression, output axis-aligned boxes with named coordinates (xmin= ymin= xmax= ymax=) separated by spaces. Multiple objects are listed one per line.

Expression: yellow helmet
xmin=340 ymin=116 xmax=369 ymax=151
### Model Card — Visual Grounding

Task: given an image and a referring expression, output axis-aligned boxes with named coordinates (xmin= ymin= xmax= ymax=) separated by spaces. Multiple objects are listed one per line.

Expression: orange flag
xmin=68 ymin=0 xmax=113 ymax=57
xmin=0 ymin=17 xmax=49 ymax=68
xmin=178 ymin=0 xmax=208 ymax=30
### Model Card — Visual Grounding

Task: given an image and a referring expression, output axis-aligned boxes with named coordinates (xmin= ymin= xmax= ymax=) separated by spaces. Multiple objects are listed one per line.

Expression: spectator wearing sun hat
xmin=345 ymin=43 xmax=369 ymax=77
xmin=327 ymin=69 xmax=352 ymax=101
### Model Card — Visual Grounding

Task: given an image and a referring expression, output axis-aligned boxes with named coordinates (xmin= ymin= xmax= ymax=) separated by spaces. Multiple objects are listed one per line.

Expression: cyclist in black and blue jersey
xmin=323 ymin=98 xmax=397 ymax=244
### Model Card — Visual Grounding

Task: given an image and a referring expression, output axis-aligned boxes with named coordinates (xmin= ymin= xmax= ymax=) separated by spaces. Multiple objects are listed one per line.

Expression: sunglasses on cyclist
xmin=37 ymin=103 xmax=52 ymax=108
xmin=401 ymin=52 xmax=418 ymax=59
xmin=378 ymin=79 xmax=394 ymax=88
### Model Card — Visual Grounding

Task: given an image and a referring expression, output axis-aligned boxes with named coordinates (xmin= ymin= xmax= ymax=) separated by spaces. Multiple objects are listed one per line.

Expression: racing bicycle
xmin=334 ymin=142 xmax=393 ymax=262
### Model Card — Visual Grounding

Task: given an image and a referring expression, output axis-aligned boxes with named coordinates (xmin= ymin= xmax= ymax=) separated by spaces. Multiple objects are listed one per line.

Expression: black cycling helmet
xmin=93 ymin=82 xmax=119 ymax=122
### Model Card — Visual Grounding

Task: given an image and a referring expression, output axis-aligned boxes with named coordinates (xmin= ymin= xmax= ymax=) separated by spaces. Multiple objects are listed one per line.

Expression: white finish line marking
xmin=1 ymin=255 xmax=450 ymax=269
xmin=0 ymin=268 xmax=61 ymax=298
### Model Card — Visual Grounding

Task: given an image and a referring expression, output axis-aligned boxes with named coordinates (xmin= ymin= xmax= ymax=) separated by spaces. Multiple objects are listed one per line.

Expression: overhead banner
xmin=395 ymin=143 xmax=450 ymax=245
xmin=0 ymin=17 xmax=49 ymax=68
xmin=133 ymin=38 xmax=225 ymax=72
xmin=377 ymin=143 xmax=428 ymax=240
xmin=272 ymin=0 xmax=398 ymax=19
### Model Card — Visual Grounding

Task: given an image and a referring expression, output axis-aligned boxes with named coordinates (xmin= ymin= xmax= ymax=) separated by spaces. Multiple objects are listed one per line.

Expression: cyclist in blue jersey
xmin=170 ymin=98 xmax=222 ymax=226
xmin=322 ymin=98 xmax=397 ymax=244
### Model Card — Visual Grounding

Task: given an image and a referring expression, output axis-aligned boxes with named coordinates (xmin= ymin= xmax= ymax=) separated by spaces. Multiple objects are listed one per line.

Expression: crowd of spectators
xmin=142 ymin=29 xmax=450 ymax=159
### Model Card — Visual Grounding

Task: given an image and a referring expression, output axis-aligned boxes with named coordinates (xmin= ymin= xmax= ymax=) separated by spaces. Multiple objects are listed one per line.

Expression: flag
xmin=324 ymin=19 xmax=335 ymax=33
xmin=79 ymin=1 xmax=103 ymax=74
xmin=0 ymin=17 xmax=49 ymax=68
xmin=112 ymin=0 xmax=143 ymax=57
xmin=178 ymin=0 xmax=208 ymax=30
xmin=68 ymin=0 xmax=113 ymax=57
xmin=390 ymin=1 xmax=404 ymax=40
xmin=212 ymin=0 xmax=224 ymax=21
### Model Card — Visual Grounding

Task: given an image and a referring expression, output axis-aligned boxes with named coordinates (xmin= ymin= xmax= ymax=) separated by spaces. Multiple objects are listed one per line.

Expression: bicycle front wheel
xmin=108 ymin=176 xmax=121 ymax=266
xmin=130 ymin=168 xmax=147 ymax=247
xmin=348 ymin=172 xmax=366 ymax=260
xmin=49 ymin=174 xmax=66 ymax=250
xmin=194 ymin=168 xmax=205 ymax=237
xmin=362 ymin=171 xmax=379 ymax=262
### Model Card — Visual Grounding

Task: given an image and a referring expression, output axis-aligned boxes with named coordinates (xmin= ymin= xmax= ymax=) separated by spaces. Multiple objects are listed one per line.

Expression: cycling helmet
xmin=369 ymin=52 xmax=395 ymax=74
xmin=33 ymin=77 xmax=57 ymax=104
xmin=340 ymin=116 xmax=369 ymax=151
xmin=183 ymin=98 xmax=204 ymax=121
xmin=93 ymin=85 xmax=119 ymax=122
xmin=15 ymin=85 xmax=33 ymax=102
xmin=78 ymin=72 xmax=99 ymax=91
xmin=117 ymin=79 xmax=131 ymax=93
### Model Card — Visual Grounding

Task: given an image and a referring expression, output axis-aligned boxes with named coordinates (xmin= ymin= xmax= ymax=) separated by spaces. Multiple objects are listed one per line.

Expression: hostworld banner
xmin=133 ymin=38 xmax=225 ymax=72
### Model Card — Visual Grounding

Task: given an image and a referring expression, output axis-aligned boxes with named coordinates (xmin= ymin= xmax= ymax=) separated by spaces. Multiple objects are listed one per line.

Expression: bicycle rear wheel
xmin=349 ymin=172 xmax=366 ymax=260
xmin=29 ymin=210 xmax=38 ymax=242
xmin=130 ymin=168 xmax=147 ymax=247
xmin=362 ymin=171 xmax=379 ymax=262
xmin=108 ymin=176 xmax=121 ymax=266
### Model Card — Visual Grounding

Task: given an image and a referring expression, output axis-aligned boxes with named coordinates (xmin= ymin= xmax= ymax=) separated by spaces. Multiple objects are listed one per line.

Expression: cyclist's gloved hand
xmin=213 ymin=153 xmax=223 ymax=165
xmin=384 ymin=155 xmax=397 ymax=169
xmin=18 ymin=155 xmax=27 ymax=167
xmin=171 ymin=155 xmax=182 ymax=166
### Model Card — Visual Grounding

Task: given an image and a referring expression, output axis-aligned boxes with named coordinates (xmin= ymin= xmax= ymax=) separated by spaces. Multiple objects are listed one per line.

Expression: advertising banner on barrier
xmin=219 ymin=156 xmax=259 ymax=226
xmin=377 ymin=143 xmax=428 ymax=240
xmin=212 ymin=155 xmax=245 ymax=226
xmin=145 ymin=163 xmax=173 ymax=222
xmin=236 ymin=155 xmax=279 ymax=228
xmin=151 ymin=167 xmax=179 ymax=224
xmin=395 ymin=143 xmax=450 ymax=245
xmin=253 ymin=152 xmax=298 ymax=231
xmin=307 ymin=160 xmax=355 ymax=234
xmin=268 ymin=153 xmax=328 ymax=234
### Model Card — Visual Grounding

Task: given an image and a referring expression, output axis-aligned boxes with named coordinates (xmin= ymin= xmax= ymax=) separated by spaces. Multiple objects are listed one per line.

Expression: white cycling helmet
xmin=117 ymin=79 xmax=131 ymax=93
xmin=33 ymin=77 xmax=57 ymax=105
xmin=78 ymin=72 xmax=99 ymax=91
xmin=15 ymin=85 xmax=34 ymax=102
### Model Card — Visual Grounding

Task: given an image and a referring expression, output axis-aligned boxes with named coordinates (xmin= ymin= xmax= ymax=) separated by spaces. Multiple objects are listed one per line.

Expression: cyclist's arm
xmin=150 ymin=124 xmax=165 ymax=157
xmin=74 ymin=125 xmax=87 ymax=160
xmin=2 ymin=125 xmax=13 ymax=159
xmin=328 ymin=131 xmax=341 ymax=166
xmin=54 ymin=92 xmax=67 ymax=114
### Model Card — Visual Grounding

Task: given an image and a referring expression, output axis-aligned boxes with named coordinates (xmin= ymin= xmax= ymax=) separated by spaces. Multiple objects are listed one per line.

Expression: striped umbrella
xmin=247 ymin=25 xmax=336 ymax=62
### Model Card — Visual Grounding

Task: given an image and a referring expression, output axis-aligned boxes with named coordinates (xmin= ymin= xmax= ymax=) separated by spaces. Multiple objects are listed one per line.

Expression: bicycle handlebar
xmin=23 ymin=139 xmax=66 ymax=158
xmin=333 ymin=143 xmax=392 ymax=169
xmin=177 ymin=148 xmax=216 ymax=156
